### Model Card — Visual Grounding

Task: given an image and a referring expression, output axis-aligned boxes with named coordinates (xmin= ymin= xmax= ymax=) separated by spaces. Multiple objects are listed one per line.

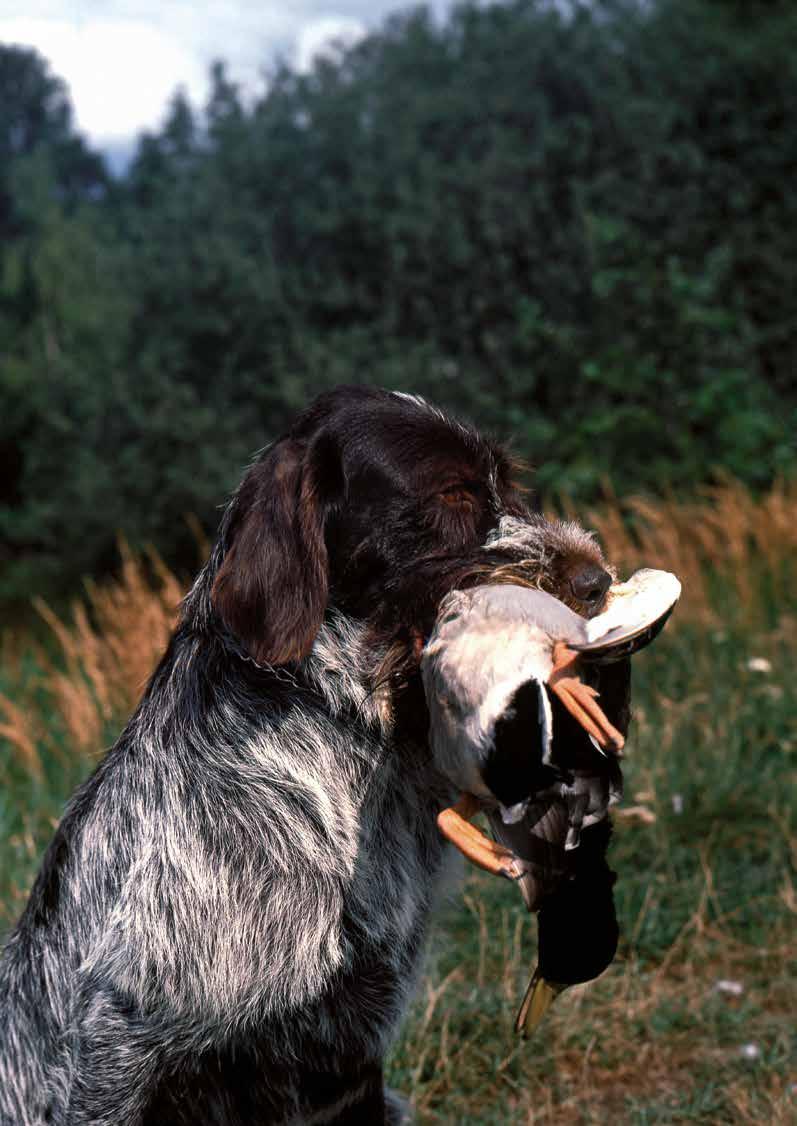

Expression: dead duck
xmin=421 ymin=569 xmax=680 ymax=1035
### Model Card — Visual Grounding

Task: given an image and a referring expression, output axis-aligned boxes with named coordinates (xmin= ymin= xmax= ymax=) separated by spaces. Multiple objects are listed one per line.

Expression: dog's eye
xmin=439 ymin=484 xmax=480 ymax=508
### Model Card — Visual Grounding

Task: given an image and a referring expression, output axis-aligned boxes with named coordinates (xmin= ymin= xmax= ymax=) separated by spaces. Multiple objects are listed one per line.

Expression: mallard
xmin=420 ymin=570 xmax=680 ymax=1035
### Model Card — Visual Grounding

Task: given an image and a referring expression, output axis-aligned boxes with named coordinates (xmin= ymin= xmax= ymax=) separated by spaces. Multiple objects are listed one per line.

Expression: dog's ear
xmin=211 ymin=437 xmax=331 ymax=665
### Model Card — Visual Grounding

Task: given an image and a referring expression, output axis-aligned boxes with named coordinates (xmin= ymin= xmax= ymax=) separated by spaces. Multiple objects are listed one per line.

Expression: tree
xmin=1 ymin=3 xmax=796 ymax=603
xmin=0 ymin=45 xmax=106 ymax=241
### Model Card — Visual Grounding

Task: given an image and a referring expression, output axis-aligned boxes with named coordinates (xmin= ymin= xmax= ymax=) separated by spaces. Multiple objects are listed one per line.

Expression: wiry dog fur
xmin=0 ymin=386 xmax=622 ymax=1125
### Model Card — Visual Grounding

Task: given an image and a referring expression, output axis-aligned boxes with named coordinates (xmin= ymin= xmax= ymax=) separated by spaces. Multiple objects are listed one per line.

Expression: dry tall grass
xmin=572 ymin=475 xmax=797 ymax=629
xmin=0 ymin=541 xmax=182 ymax=778
xmin=1 ymin=477 xmax=795 ymax=783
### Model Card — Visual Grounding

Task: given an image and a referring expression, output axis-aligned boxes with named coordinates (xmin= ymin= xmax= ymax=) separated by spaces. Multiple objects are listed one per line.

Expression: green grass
xmin=1 ymin=610 xmax=795 ymax=1122
xmin=0 ymin=646 xmax=103 ymax=926
xmin=386 ymin=624 xmax=796 ymax=1122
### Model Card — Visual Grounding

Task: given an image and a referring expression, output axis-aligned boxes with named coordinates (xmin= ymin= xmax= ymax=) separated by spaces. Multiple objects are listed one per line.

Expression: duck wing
xmin=485 ymin=799 xmax=569 ymax=911
xmin=486 ymin=758 xmax=622 ymax=911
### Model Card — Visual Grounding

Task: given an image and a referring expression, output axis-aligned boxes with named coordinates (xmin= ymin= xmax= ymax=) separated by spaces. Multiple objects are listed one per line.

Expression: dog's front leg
xmin=52 ymin=987 xmax=167 ymax=1126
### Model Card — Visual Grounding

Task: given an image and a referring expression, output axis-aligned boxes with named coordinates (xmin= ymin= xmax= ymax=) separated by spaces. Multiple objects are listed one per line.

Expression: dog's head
xmin=205 ymin=387 xmax=611 ymax=669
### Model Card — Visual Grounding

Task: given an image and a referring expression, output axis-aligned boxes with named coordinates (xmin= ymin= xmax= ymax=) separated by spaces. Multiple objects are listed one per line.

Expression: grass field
xmin=1 ymin=481 xmax=795 ymax=1123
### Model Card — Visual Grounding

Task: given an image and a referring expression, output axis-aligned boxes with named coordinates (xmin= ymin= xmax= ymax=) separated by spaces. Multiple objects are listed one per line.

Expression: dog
xmin=0 ymin=386 xmax=624 ymax=1125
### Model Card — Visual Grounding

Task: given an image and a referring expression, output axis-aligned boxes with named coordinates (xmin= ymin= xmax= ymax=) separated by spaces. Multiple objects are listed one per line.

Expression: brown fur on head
xmin=205 ymin=388 xmax=612 ymax=730
xmin=481 ymin=517 xmax=616 ymax=617
xmin=207 ymin=386 xmax=527 ymax=672
xmin=371 ymin=516 xmax=615 ymax=708
xmin=211 ymin=436 xmax=333 ymax=666
xmin=443 ymin=516 xmax=614 ymax=623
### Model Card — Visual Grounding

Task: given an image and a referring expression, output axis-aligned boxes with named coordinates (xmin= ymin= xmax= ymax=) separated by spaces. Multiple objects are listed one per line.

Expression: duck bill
xmin=515 ymin=968 xmax=567 ymax=1038
xmin=570 ymin=604 xmax=676 ymax=665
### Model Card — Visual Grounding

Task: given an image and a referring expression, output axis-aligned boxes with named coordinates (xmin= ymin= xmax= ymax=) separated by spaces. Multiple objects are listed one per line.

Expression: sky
xmin=0 ymin=0 xmax=452 ymax=153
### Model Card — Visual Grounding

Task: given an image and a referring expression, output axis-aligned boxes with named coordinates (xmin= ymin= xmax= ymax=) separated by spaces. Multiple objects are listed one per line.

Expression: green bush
xmin=1 ymin=1 xmax=796 ymax=601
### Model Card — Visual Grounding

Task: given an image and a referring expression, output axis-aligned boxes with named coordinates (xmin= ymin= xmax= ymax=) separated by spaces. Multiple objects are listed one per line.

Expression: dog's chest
xmin=346 ymin=745 xmax=451 ymax=952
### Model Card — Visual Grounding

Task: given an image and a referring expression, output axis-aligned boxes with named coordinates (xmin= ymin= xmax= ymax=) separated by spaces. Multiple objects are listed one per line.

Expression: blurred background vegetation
xmin=1 ymin=1 xmax=796 ymax=1120
xmin=1 ymin=0 xmax=795 ymax=606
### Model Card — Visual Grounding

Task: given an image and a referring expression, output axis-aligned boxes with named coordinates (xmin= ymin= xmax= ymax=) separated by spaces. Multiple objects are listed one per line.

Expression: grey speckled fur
xmin=0 ymin=608 xmax=449 ymax=1124
xmin=0 ymin=387 xmax=612 ymax=1126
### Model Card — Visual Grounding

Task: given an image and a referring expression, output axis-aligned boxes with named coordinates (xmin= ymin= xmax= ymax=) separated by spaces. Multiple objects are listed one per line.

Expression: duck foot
xmin=437 ymin=793 xmax=527 ymax=881
xmin=548 ymin=642 xmax=625 ymax=751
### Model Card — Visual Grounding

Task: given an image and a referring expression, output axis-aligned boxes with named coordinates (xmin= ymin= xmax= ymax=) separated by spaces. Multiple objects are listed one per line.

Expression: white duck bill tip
xmin=569 ymin=602 xmax=678 ymax=661
xmin=569 ymin=569 xmax=681 ymax=657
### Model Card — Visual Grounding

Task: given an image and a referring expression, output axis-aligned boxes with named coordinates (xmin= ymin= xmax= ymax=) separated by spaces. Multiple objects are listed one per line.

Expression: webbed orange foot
xmin=437 ymin=793 xmax=526 ymax=881
xmin=548 ymin=643 xmax=625 ymax=752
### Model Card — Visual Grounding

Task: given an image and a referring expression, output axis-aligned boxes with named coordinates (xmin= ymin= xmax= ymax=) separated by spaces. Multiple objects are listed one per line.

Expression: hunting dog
xmin=0 ymin=386 xmax=619 ymax=1125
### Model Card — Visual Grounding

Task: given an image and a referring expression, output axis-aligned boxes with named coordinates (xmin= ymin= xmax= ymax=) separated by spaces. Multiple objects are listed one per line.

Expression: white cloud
xmin=0 ymin=17 xmax=207 ymax=141
xmin=0 ymin=2 xmax=454 ymax=147
xmin=295 ymin=17 xmax=366 ymax=74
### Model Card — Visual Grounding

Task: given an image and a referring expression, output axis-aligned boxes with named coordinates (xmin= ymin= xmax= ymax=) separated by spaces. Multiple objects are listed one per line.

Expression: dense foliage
xmin=1 ymin=0 xmax=795 ymax=599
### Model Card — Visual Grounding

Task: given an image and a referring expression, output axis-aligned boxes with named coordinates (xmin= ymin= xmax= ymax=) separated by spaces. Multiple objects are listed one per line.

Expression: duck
xmin=420 ymin=569 xmax=680 ymax=1035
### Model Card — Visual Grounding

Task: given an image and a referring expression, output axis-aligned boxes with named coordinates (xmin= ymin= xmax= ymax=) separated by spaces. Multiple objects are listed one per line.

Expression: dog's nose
xmin=569 ymin=565 xmax=612 ymax=607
